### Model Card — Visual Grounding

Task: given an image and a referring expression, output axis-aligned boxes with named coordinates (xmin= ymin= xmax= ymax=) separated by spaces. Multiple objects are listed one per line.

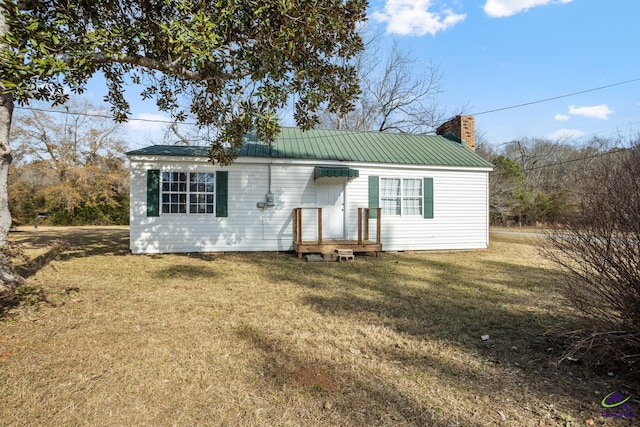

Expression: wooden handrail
xmin=294 ymin=206 xmax=380 ymax=245
xmin=293 ymin=207 xmax=323 ymax=244
xmin=356 ymin=207 xmax=382 ymax=244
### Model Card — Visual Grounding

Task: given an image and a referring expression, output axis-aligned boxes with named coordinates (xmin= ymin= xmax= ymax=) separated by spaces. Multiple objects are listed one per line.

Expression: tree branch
xmin=91 ymin=54 xmax=239 ymax=82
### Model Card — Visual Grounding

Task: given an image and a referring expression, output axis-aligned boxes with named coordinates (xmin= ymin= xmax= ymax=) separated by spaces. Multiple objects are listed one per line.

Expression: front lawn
xmin=0 ymin=227 xmax=636 ymax=426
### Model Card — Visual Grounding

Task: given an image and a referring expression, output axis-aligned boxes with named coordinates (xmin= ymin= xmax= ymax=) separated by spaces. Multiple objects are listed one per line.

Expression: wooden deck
xmin=293 ymin=207 xmax=382 ymax=258
xmin=294 ymin=239 xmax=382 ymax=258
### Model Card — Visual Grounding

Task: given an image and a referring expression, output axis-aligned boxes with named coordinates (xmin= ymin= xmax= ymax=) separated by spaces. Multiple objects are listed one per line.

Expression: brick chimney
xmin=436 ymin=115 xmax=475 ymax=151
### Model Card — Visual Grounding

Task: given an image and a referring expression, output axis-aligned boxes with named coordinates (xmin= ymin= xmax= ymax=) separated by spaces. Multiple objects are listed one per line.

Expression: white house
xmin=127 ymin=116 xmax=493 ymax=255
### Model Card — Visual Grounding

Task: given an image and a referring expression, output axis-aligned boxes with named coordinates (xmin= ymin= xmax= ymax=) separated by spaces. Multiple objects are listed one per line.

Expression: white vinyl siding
xmin=345 ymin=168 xmax=489 ymax=251
xmin=129 ymin=156 xmax=490 ymax=254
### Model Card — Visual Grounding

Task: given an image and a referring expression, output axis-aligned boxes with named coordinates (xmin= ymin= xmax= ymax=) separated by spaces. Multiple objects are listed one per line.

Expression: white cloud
xmin=549 ymin=128 xmax=585 ymax=140
xmin=372 ymin=0 xmax=466 ymax=36
xmin=125 ymin=113 xmax=170 ymax=132
xmin=483 ymin=0 xmax=572 ymax=18
xmin=554 ymin=114 xmax=570 ymax=122
xmin=568 ymin=104 xmax=614 ymax=120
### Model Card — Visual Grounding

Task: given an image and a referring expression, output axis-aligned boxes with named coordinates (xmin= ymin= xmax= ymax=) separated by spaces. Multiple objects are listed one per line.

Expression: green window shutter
xmin=368 ymin=175 xmax=379 ymax=218
xmin=147 ymin=169 xmax=160 ymax=217
xmin=424 ymin=177 xmax=434 ymax=219
xmin=216 ymin=171 xmax=228 ymax=217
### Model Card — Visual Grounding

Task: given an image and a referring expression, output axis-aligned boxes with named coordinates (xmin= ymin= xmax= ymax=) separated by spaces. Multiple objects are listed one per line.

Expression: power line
xmin=15 ymin=76 xmax=640 ymax=146
xmin=524 ymin=146 xmax=637 ymax=172
xmin=490 ymin=145 xmax=639 ymax=177
xmin=470 ymin=78 xmax=640 ymax=116
xmin=490 ymin=119 xmax=640 ymax=148
xmin=17 ymin=77 xmax=640 ymax=124
xmin=14 ymin=105 xmax=191 ymax=125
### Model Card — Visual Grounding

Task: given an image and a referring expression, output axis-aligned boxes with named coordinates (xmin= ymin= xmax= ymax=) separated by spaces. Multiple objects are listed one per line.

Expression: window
xmin=380 ymin=178 xmax=423 ymax=216
xmin=161 ymin=172 xmax=214 ymax=214
xmin=402 ymin=178 xmax=423 ymax=215
xmin=381 ymin=178 xmax=401 ymax=215
xmin=189 ymin=173 xmax=215 ymax=214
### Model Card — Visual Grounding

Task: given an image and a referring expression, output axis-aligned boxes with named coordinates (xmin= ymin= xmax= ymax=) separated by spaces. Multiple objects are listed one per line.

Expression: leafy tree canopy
xmin=1 ymin=0 xmax=367 ymax=163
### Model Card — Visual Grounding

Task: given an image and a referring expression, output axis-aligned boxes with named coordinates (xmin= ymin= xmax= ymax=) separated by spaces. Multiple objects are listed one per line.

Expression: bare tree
xmin=9 ymin=101 xmax=129 ymax=225
xmin=319 ymin=38 xmax=447 ymax=133
xmin=11 ymin=101 xmax=126 ymax=176
xmin=488 ymin=156 xmax=526 ymax=225
xmin=542 ymin=144 xmax=640 ymax=374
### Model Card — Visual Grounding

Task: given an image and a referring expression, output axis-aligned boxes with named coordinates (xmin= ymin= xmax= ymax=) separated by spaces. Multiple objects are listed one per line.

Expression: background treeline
xmin=9 ymin=99 xmax=638 ymax=229
xmin=8 ymin=101 xmax=129 ymax=227
xmin=477 ymin=135 xmax=639 ymax=226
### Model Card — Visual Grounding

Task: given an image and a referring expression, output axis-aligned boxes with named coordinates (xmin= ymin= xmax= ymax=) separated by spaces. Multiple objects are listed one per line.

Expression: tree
xmin=9 ymin=100 xmax=129 ymax=225
xmin=0 ymin=0 xmax=367 ymax=295
xmin=0 ymin=4 xmax=22 ymax=294
xmin=489 ymin=155 xmax=525 ymax=225
xmin=318 ymin=38 xmax=447 ymax=133
xmin=542 ymin=145 xmax=640 ymax=374
xmin=486 ymin=137 xmax=615 ymax=226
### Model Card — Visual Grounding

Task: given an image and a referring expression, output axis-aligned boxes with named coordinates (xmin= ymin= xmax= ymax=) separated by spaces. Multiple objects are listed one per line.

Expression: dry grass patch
xmin=0 ymin=226 xmax=637 ymax=426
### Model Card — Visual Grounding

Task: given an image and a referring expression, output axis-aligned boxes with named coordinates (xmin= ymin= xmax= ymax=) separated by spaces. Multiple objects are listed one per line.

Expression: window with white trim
xmin=380 ymin=178 xmax=423 ymax=216
xmin=161 ymin=172 xmax=215 ymax=214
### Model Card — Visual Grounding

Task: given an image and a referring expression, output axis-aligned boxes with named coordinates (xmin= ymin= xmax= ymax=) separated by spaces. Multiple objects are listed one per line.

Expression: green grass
xmin=0 ymin=226 xmax=635 ymax=426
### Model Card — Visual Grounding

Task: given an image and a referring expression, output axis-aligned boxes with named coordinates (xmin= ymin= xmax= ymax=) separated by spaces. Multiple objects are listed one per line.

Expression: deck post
xmin=357 ymin=208 xmax=363 ymax=245
xmin=292 ymin=207 xmax=382 ymax=258
xmin=293 ymin=208 xmax=298 ymax=244
xmin=376 ymin=208 xmax=381 ymax=244
xmin=364 ymin=208 xmax=369 ymax=241
xmin=299 ymin=208 xmax=303 ymax=244
xmin=317 ymin=208 xmax=322 ymax=245
xmin=295 ymin=208 xmax=303 ymax=258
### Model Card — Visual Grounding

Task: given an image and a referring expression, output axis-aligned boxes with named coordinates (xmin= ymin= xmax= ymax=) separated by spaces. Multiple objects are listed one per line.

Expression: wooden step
xmin=336 ymin=248 xmax=355 ymax=262
xmin=335 ymin=249 xmax=354 ymax=256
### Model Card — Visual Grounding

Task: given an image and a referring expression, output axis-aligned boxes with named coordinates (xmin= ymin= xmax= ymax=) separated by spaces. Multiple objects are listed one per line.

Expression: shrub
xmin=542 ymin=146 xmax=640 ymax=375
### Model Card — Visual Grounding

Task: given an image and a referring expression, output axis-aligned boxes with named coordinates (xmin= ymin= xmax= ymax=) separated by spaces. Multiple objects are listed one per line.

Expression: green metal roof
xmin=127 ymin=127 xmax=493 ymax=168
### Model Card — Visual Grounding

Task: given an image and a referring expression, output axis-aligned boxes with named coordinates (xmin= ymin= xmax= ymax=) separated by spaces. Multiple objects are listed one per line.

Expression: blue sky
xmin=81 ymin=0 xmax=640 ymax=149
xmin=367 ymin=0 xmax=640 ymax=146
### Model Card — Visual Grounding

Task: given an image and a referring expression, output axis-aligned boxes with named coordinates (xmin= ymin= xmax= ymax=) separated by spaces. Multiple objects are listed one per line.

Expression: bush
xmin=542 ymin=147 xmax=640 ymax=375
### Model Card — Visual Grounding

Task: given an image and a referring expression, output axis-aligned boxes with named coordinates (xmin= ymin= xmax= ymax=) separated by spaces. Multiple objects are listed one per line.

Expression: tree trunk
xmin=0 ymin=95 xmax=13 ymax=245
xmin=0 ymin=6 xmax=24 ymax=300
xmin=0 ymin=94 xmax=23 ymax=300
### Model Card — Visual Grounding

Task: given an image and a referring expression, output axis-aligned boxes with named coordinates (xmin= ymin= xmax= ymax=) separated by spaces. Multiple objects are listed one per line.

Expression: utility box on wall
xmin=266 ymin=192 xmax=275 ymax=207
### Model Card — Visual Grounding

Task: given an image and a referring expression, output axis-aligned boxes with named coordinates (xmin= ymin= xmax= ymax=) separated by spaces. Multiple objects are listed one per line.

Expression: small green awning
xmin=314 ymin=166 xmax=360 ymax=180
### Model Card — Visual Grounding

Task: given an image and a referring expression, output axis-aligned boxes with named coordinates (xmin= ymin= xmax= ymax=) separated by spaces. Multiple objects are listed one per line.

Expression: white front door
xmin=316 ymin=180 xmax=345 ymax=239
